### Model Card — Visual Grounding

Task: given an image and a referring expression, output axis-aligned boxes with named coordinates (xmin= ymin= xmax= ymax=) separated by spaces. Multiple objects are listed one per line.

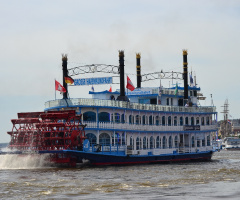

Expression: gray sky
xmin=1 ymin=0 xmax=240 ymax=143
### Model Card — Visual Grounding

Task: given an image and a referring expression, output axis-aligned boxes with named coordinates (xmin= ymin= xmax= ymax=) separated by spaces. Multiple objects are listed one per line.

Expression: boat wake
xmin=0 ymin=150 xmax=52 ymax=169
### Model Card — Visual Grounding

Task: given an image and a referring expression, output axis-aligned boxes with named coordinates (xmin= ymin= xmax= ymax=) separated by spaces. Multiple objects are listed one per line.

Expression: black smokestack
xmin=116 ymin=50 xmax=129 ymax=102
xmin=183 ymin=50 xmax=188 ymax=103
xmin=136 ymin=53 xmax=141 ymax=88
xmin=62 ymin=54 xmax=68 ymax=99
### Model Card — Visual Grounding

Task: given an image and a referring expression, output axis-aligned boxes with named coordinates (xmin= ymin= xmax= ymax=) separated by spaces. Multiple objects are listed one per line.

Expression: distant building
xmin=218 ymin=120 xmax=231 ymax=138
xmin=231 ymin=119 xmax=240 ymax=136
xmin=218 ymin=119 xmax=240 ymax=138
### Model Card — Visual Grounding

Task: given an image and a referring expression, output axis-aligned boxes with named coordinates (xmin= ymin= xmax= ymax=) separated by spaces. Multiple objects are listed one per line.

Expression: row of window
xmin=130 ymin=135 xmax=211 ymax=149
xmin=86 ymin=132 xmax=211 ymax=149
xmin=83 ymin=111 xmax=212 ymax=126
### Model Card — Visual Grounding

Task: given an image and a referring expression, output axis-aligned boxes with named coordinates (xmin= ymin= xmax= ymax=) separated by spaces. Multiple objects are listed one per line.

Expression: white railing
xmin=83 ymin=121 xmax=217 ymax=132
xmin=45 ymin=98 xmax=216 ymax=113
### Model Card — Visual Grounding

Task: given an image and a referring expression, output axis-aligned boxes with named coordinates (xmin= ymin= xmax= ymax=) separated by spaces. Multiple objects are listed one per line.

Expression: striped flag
xmin=126 ymin=76 xmax=135 ymax=91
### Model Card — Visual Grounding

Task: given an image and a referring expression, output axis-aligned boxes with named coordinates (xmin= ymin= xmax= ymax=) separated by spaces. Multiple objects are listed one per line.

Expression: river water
xmin=1 ymin=146 xmax=240 ymax=199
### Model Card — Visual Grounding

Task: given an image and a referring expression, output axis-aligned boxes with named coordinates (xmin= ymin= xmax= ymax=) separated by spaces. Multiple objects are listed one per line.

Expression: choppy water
xmin=1 ymin=146 xmax=240 ymax=199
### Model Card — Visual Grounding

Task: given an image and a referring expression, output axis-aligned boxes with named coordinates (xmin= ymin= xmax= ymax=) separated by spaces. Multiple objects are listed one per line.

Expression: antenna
xmin=210 ymin=94 xmax=214 ymax=106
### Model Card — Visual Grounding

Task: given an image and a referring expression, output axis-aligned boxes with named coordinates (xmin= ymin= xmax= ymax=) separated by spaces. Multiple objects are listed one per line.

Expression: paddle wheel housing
xmin=7 ymin=110 xmax=86 ymax=166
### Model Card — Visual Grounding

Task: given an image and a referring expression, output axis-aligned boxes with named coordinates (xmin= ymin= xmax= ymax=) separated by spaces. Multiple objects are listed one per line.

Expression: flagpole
xmin=127 ymin=74 xmax=128 ymax=96
xmin=55 ymin=79 xmax=56 ymax=100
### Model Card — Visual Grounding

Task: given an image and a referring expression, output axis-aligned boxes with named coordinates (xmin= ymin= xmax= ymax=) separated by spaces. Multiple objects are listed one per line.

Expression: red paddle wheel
xmin=7 ymin=110 xmax=86 ymax=166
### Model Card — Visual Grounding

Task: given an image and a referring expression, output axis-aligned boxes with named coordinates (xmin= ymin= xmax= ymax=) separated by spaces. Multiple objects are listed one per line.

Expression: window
xmin=156 ymin=116 xmax=159 ymax=126
xmin=192 ymin=136 xmax=195 ymax=147
xmin=121 ymin=114 xmax=125 ymax=124
xmin=150 ymin=136 xmax=154 ymax=149
xmin=99 ymin=133 xmax=110 ymax=146
xmin=201 ymin=117 xmax=205 ymax=125
xmin=98 ymin=112 xmax=110 ymax=122
xmin=174 ymin=116 xmax=177 ymax=126
xmin=129 ymin=115 xmax=132 ymax=124
xmin=185 ymin=117 xmax=189 ymax=125
xmin=115 ymin=113 xmax=120 ymax=123
xmin=162 ymin=116 xmax=165 ymax=126
xmin=156 ymin=136 xmax=160 ymax=148
xmin=122 ymin=132 xmax=126 ymax=145
xmin=191 ymin=117 xmax=194 ymax=125
xmin=207 ymin=135 xmax=210 ymax=146
xmin=206 ymin=117 xmax=210 ymax=125
xmin=86 ymin=133 xmax=97 ymax=146
xmin=130 ymin=136 xmax=133 ymax=147
xmin=174 ymin=136 xmax=178 ymax=147
xmin=168 ymin=116 xmax=171 ymax=126
xmin=111 ymin=132 xmax=120 ymax=146
xmin=167 ymin=98 xmax=169 ymax=105
xmin=130 ymin=136 xmax=133 ymax=149
xmin=169 ymin=136 xmax=172 ymax=148
xmin=143 ymin=137 xmax=147 ymax=149
xmin=136 ymin=137 xmax=140 ymax=150
xmin=194 ymin=91 xmax=197 ymax=97
xmin=196 ymin=117 xmax=200 ymax=125
xmin=142 ymin=115 xmax=146 ymax=125
xmin=136 ymin=115 xmax=140 ymax=125
xmin=202 ymin=137 xmax=206 ymax=147
xmin=83 ymin=111 xmax=96 ymax=122
xmin=180 ymin=117 xmax=183 ymax=126
xmin=163 ymin=136 xmax=167 ymax=149
xmin=197 ymin=140 xmax=200 ymax=147
xmin=149 ymin=116 xmax=153 ymax=125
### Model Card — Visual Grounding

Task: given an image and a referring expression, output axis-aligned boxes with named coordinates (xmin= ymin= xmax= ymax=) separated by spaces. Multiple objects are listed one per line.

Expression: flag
xmin=227 ymin=119 xmax=231 ymax=124
xmin=65 ymin=76 xmax=74 ymax=85
xmin=55 ymin=80 xmax=66 ymax=93
xmin=126 ymin=76 xmax=135 ymax=91
xmin=175 ymin=82 xmax=178 ymax=95
xmin=91 ymin=85 xmax=94 ymax=92
xmin=109 ymin=85 xmax=112 ymax=92
xmin=189 ymin=73 xmax=193 ymax=86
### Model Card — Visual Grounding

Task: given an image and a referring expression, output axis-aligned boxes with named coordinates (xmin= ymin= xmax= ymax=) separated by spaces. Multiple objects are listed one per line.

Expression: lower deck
xmin=83 ymin=130 xmax=214 ymax=156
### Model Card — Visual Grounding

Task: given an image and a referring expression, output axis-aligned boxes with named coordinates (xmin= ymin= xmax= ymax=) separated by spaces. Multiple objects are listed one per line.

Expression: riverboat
xmin=5 ymin=50 xmax=218 ymax=166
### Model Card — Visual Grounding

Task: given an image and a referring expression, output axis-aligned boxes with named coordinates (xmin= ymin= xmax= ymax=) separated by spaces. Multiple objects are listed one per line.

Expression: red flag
xmin=109 ymin=85 xmax=112 ymax=92
xmin=126 ymin=76 xmax=135 ymax=91
xmin=55 ymin=80 xmax=66 ymax=93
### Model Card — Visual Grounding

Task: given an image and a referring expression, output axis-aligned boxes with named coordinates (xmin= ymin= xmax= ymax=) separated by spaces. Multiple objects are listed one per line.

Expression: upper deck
xmin=45 ymin=98 xmax=216 ymax=114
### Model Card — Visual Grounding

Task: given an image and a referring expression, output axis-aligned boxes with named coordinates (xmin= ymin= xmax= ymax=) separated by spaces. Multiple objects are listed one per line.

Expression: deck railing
xmin=83 ymin=121 xmax=217 ymax=132
xmin=45 ymin=98 xmax=216 ymax=113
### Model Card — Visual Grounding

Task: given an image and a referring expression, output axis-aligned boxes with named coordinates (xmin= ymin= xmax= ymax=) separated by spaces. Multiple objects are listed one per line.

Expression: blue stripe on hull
xmin=65 ymin=150 xmax=213 ymax=166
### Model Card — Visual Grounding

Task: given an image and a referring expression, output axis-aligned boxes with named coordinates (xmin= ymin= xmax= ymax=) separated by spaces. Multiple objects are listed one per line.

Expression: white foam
xmin=0 ymin=153 xmax=51 ymax=169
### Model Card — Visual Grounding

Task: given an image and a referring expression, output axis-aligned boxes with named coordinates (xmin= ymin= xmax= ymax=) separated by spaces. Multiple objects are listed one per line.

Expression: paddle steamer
xmin=6 ymin=50 xmax=217 ymax=166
